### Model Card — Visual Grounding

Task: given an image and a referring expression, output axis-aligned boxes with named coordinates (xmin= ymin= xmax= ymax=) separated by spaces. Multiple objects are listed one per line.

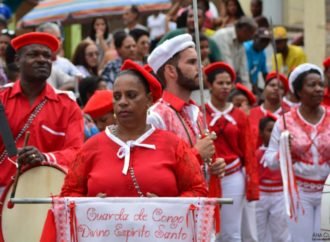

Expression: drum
xmin=0 ymin=164 xmax=66 ymax=242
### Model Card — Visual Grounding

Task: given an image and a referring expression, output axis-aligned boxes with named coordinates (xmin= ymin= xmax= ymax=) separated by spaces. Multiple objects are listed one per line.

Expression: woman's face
xmin=85 ymin=44 xmax=99 ymax=68
xmin=264 ymin=78 xmax=284 ymax=103
xmin=200 ymin=40 xmax=210 ymax=61
xmin=136 ymin=35 xmax=150 ymax=58
xmin=0 ymin=35 xmax=10 ymax=57
xmin=232 ymin=93 xmax=248 ymax=108
xmin=118 ymin=36 xmax=137 ymax=60
xmin=95 ymin=112 xmax=115 ymax=131
xmin=94 ymin=18 xmax=106 ymax=33
xmin=261 ymin=121 xmax=275 ymax=147
xmin=210 ymin=72 xmax=233 ymax=102
xmin=227 ymin=0 xmax=238 ymax=16
xmin=97 ymin=80 xmax=108 ymax=90
xmin=298 ymin=73 xmax=324 ymax=106
xmin=113 ymin=74 xmax=152 ymax=125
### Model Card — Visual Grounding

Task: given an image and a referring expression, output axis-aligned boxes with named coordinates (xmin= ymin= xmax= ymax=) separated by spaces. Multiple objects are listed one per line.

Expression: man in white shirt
xmin=212 ymin=17 xmax=257 ymax=89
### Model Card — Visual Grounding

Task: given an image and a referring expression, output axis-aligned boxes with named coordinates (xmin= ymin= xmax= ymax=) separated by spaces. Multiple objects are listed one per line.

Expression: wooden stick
xmin=8 ymin=131 xmax=30 ymax=209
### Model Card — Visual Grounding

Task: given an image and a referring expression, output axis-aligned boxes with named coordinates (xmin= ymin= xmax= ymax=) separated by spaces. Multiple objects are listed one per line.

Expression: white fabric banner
xmin=53 ymin=197 xmax=217 ymax=242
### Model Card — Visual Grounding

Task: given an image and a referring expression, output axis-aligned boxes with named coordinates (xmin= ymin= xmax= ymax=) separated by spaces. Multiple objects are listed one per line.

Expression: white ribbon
xmin=207 ymin=102 xmax=236 ymax=126
xmin=117 ymin=141 xmax=156 ymax=175
xmin=210 ymin=112 xmax=236 ymax=126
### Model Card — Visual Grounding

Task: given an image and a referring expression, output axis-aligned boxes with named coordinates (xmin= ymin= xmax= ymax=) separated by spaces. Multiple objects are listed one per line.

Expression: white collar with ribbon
xmin=260 ymin=104 xmax=282 ymax=118
xmin=208 ymin=101 xmax=236 ymax=126
xmin=105 ymin=126 xmax=156 ymax=175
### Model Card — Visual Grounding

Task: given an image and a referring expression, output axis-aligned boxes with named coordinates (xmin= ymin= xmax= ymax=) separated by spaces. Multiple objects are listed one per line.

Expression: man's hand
xmin=17 ymin=146 xmax=45 ymax=165
xmin=209 ymin=158 xmax=226 ymax=178
xmin=194 ymin=135 xmax=215 ymax=160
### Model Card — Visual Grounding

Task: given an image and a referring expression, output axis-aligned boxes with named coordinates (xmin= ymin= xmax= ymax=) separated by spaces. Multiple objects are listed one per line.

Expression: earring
xmin=113 ymin=113 xmax=117 ymax=119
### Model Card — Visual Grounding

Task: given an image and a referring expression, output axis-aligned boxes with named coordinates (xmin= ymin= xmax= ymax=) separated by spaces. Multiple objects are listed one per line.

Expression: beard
xmin=176 ymin=67 xmax=199 ymax=91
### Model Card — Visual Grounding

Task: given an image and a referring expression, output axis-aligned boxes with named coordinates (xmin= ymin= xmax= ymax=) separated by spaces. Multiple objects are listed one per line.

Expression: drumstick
xmin=7 ymin=131 xmax=30 ymax=209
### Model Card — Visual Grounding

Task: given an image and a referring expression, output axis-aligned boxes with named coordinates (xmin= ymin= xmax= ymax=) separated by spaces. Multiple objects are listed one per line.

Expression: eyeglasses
xmin=86 ymin=51 xmax=99 ymax=57
xmin=1 ymin=29 xmax=15 ymax=37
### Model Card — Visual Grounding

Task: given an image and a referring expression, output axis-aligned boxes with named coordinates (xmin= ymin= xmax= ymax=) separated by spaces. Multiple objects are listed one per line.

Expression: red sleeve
xmin=44 ymin=105 xmax=84 ymax=167
xmin=60 ymin=146 xmax=89 ymax=197
xmin=238 ymin=113 xmax=259 ymax=201
xmin=175 ymin=140 xmax=208 ymax=197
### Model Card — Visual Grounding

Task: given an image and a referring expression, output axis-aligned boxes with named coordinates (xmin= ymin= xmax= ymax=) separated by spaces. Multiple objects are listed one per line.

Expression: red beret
xmin=83 ymin=90 xmax=113 ymax=119
xmin=266 ymin=112 xmax=278 ymax=122
xmin=143 ymin=64 xmax=153 ymax=73
xmin=121 ymin=59 xmax=162 ymax=102
xmin=11 ymin=32 xmax=60 ymax=53
xmin=235 ymin=83 xmax=257 ymax=105
xmin=323 ymin=57 xmax=330 ymax=69
xmin=204 ymin=62 xmax=236 ymax=82
xmin=266 ymin=71 xmax=289 ymax=93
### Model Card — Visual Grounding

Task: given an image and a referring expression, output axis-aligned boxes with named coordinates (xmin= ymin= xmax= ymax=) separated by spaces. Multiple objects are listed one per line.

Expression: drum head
xmin=1 ymin=165 xmax=65 ymax=242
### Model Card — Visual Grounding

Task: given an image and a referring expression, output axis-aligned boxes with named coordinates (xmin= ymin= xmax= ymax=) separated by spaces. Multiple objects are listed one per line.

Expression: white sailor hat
xmin=288 ymin=63 xmax=323 ymax=93
xmin=147 ymin=33 xmax=195 ymax=73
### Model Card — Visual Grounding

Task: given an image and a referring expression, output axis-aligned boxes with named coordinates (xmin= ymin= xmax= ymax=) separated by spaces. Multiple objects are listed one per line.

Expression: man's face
xmin=275 ymin=39 xmax=287 ymax=53
xmin=253 ymin=37 xmax=270 ymax=51
xmin=176 ymin=47 xmax=199 ymax=91
xmin=186 ymin=8 xmax=204 ymax=32
xmin=250 ymin=0 xmax=262 ymax=17
xmin=18 ymin=44 xmax=52 ymax=82
xmin=42 ymin=27 xmax=62 ymax=55
xmin=123 ymin=7 xmax=136 ymax=26
xmin=237 ymin=27 xmax=255 ymax=43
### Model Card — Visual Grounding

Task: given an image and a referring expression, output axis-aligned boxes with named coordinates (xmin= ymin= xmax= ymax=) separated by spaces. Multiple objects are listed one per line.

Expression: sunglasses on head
xmin=1 ymin=29 xmax=15 ymax=37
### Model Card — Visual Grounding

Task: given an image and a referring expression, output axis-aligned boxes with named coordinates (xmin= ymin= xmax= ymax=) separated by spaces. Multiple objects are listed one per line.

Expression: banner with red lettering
xmin=51 ymin=197 xmax=216 ymax=242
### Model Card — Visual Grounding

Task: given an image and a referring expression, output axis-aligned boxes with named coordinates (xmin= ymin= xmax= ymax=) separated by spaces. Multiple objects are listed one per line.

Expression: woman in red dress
xmin=61 ymin=59 xmax=207 ymax=198
xmin=204 ymin=62 xmax=259 ymax=242
xmin=249 ymin=71 xmax=288 ymax=149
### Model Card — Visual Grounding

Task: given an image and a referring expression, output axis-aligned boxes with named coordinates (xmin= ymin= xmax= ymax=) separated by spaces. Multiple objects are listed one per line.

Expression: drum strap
xmin=0 ymin=99 xmax=48 ymax=164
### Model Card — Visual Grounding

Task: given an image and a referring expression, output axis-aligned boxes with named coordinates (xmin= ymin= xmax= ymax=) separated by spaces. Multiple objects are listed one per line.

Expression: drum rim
xmin=0 ymin=163 xmax=67 ymax=241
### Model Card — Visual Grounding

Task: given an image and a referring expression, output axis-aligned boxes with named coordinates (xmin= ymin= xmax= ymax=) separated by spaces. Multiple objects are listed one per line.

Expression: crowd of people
xmin=0 ymin=0 xmax=329 ymax=242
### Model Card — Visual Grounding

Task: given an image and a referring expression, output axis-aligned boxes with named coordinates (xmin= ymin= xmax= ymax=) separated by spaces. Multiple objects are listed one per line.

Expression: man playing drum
xmin=0 ymin=32 xmax=84 ymax=194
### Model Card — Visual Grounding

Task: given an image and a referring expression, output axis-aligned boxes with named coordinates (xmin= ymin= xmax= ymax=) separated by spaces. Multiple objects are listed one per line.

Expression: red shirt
xmin=206 ymin=102 xmax=259 ymax=201
xmin=256 ymin=146 xmax=283 ymax=193
xmin=249 ymin=105 xmax=282 ymax=149
xmin=61 ymin=128 xmax=207 ymax=197
xmin=323 ymin=87 xmax=330 ymax=107
xmin=0 ymin=81 xmax=84 ymax=186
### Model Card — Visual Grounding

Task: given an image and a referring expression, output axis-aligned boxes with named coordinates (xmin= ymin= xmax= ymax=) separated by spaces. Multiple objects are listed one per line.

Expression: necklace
xmin=129 ymin=167 xmax=144 ymax=197
xmin=108 ymin=124 xmax=144 ymax=197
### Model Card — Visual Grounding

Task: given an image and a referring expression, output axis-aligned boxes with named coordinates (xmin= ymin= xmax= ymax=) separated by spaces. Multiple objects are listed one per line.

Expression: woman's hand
xmin=146 ymin=192 xmax=158 ymax=197
xmin=96 ymin=193 xmax=107 ymax=198
xmin=209 ymin=158 xmax=226 ymax=178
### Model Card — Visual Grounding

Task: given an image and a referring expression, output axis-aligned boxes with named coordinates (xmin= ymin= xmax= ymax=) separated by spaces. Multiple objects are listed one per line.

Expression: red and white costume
xmin=205 ymin=101 xmax=259 ymax=242
xmin=148 ymin=91 xmax=205 ymax=162
xmin=61 ymin=126 xmax=207 ymax=197
xmin=264 ymin=107 xmax=330 ymax=242
xmin=249 ymin=104 xmax=282 ymax=149
xmin=0 ymin=81 xmax=84 ymax=188
xmin=322 ymin=87 xmax=330 ymax=107
xmin=41 ymin=127 xmax=207 ymax=242
xmin=282 ymin=96 xmax=300 ymax=113
xmin=256 ymin=146 xmax=290 ymax=242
